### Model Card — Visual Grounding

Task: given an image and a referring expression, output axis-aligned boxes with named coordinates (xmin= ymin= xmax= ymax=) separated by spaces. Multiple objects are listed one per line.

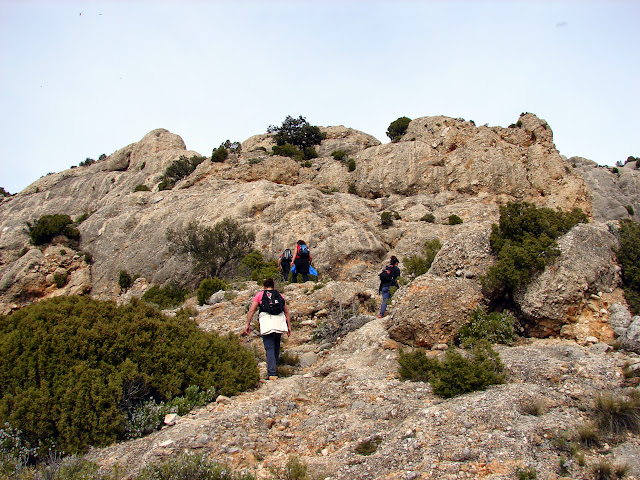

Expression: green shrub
xmin=268 ymin=115 xmax=326 ymax=151
xmin=616 ymin=219 xmax=640 ymax=315
xmin=380 ymin=211 xmax=394 ymax=228
xmin=346 ymin=158 xmax=356 ymax=172
xmin=239 ymin=250 xmax=279 ymax=282
xmin=421 ymin=213 xmax=435 ymax=223
xmin=331 ymin=150 xmax=346 ymax=161
xmin=348 ymin=183 xmax=358 ymax=195
xmin=448 ymin=214 xmax=463 ymax=225
xmin=482 ymin=202 xmax=588 ymax=299
xmin=625 ymin=205 xmax=635 ymax=216
xmin=399 ymin=341 xmax=504 ymax=398
xmin=167 ymin=219 xmax=255 ymax=279
xmin=404 ymin=238 xmax=442 ymax=277
xmin=134 ymin=184 xmax=151 ymax=192
xmin=272 ymin=143 xmax=304 ymax=161
xmin=142 ymin=284 xmax=189 ymax=309
xmin=196 ymin=277 xmax=229 ymax=305
xmin=137 ymin=452 xmax=255 ymax=480
xmin=119 ymin=270 xmax=133 ymax=292
xmin=27 ymin=214 xmax=80 ymax=246
xmin=53 ymin=271 xmax=68 ymax=288
xmin=456 ymin=308 xmax=517 ymax=345
xmin=211 ymin=145 xmax=229 ymax=163
xmin=0 ymin=296 xmax=259 ymax=457
xmin=0 ymin=187 xmax=12 ymax=197
xmin=386 ymin=116 xmax=411 ymax=142
xmin=159 ymin=155 xmax=205 ymax=190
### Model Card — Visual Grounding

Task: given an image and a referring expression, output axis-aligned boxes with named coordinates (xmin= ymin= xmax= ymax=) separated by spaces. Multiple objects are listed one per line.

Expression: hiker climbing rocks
xmin=292 ymin=240 xmax=312 ymax=283
xmin=278 ymin=247 xmax=293 ymax=282
xmin=245 ymin=277 xmax=292 ymax=380
xmin=378 ymin=255 xmax=400 ymax=318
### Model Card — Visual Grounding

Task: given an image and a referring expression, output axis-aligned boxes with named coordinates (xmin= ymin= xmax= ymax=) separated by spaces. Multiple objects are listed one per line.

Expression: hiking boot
xmin=268 ymin=376 xmax=278 ymax=380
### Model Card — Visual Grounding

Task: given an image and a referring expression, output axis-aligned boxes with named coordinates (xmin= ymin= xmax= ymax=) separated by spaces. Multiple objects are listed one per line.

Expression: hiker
xmin=292 ymin=240 xmax=312 ymax=283
xmin=378 ymin=255 xmax=400 ymax=318
xmin=245 ymin=278 xmax=292 ymax=380
xmin=278 ymin=247 xmax=293 ymax=282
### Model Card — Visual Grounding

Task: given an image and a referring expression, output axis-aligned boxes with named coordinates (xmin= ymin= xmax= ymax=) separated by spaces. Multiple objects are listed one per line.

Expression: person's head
xmin=390 ymin=255 xmax=399 ymax=265
xmin=263 ymin=278 xmax=275 ymax=289
xmin=297 ymin=240 xmax=306 ymax=246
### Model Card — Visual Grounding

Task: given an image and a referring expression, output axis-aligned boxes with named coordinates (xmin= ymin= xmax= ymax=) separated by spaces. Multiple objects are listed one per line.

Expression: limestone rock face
xmin=571 ymin=157 xmax=640 ymax=223
xmin=386 ymin=274 xmax=485 ymax=347
xmin=352 ymin=114 xmax=591 ymax=216
xmin=429 ymin=224 xmax=495 ymax=279
xmin=0 ymin=113 xmax=637 ymax=346
xmin=514 ymin=223 xmax=621 ymax=336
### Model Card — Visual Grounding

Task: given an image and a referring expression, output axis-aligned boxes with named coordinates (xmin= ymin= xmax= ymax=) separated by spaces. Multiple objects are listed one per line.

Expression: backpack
xmin=298 ymin=244 xmax=309 ymax=258
xmin=281 ymin=248 xmax=293 ymax=262
xmin=379 ymin=265 xmax=394 ymax=283
xmin=259 ymin=290 xmax=285 ymax=315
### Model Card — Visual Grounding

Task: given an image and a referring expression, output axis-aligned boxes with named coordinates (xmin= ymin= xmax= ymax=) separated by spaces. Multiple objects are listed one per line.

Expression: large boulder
xmin=570 ymin=157 xmax=640 ymax=223
xmin=514 ymin=223 xmax=621 ymax=336
xmin=386 ymin=274 xmax=484 ymax=347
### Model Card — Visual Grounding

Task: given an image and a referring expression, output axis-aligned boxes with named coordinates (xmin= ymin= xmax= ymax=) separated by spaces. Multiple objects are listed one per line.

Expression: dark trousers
xmin=262 ymin=333 xmax=282 ymax=377
xmin=281 ymin=262 xmax=291 ymax=282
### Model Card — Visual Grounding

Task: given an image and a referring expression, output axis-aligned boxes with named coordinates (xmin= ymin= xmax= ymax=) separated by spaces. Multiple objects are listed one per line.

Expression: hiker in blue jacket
xmin=378 ymin=255 xmax=400 ymax=318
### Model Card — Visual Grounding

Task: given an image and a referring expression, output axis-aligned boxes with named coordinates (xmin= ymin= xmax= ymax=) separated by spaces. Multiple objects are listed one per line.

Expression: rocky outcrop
xmin=609 ymin=302 xmax=640 ymax=353
xmin=352 ymin=114 xmax=592 ymax=216
xmin=571 ymin=157 xmax=640 ymax=223
xmin=386 ymin=274 xmax=485 ymax=347
xmin=0 ymin=112 xmax=636 ymax=343
xmin=514 ymin=223 xmax=621 ymax=336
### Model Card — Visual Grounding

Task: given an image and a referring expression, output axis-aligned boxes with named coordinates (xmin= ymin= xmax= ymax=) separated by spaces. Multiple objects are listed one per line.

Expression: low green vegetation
xmin=616 ymin=219 xmax=640 ymax=314
xmin=158 ymin=155 xmax=206 ymax=190
xmin=197 ymin=277 xmax=229 ymax=305
xmin=386 ymin=116 xmax=411 ymax=142
xmin=0 ymin=295 xmax=259 ymax=458
xmin=404 ymin=238 xmax=442 ymax=277
xmin=456 ymin=308 xmax=518 ymax=346
xmin=482 ymin=202 xmax=588 ymax=300
xmin=134 ymin=184 xmax=151 ymax=192
xmin=240 ymin=250 xmax=279 ymax=282
xmin=448 ymin=214 xmax=463 ymax=225
xmin=141 ymin=284 xmax=189 ymax=309
xmin=26 ymin=214 xmax=80 ymax=246
xmin=268 ymin=115 xmax=326 ymax=154
xmin=398 ymin=340 xmax=504 ymax=398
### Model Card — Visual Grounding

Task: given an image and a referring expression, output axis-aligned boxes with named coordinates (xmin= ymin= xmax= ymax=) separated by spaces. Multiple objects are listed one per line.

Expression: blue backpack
xmin=298 ymin=244 xmax=309 ymax=258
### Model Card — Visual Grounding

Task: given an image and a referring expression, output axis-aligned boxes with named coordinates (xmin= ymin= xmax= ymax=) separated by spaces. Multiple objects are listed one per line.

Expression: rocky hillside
xmin=1 ymin=113 xmax=640 ymax=478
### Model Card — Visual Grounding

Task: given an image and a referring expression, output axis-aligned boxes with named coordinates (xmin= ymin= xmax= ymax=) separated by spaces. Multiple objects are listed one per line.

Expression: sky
xmin=1 ymin=0 xmax=638 ymax=194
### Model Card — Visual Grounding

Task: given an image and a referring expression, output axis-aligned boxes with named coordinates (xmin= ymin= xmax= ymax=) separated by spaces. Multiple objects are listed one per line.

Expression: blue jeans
xmin=262 ymin=333 xmax=282 ymax=377
xmin=380 ymin=286 xmax=391 ymax=316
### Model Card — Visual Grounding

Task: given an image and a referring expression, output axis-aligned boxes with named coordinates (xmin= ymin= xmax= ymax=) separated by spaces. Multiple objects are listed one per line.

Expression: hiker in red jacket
xmin=292 ymin=240 xmax=312 ymax=283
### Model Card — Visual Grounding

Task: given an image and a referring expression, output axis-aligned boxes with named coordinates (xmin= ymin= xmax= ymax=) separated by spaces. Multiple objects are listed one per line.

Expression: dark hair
xmin=263 ymin=278 xmax=275 ymax=289
xmin=390 ymin=255 xmax=399 ymax=265
xmin=297 ymin=240 xmax=306 ymax=245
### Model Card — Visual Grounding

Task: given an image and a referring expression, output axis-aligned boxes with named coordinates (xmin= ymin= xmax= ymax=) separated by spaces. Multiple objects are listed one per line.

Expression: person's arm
xmin=277 ymin=256 xmax=282 ymax=269
xmin=283 ymin=303 xmax=292 ymax=336
xmin=245 ymin=300 xmax=259 ymax=335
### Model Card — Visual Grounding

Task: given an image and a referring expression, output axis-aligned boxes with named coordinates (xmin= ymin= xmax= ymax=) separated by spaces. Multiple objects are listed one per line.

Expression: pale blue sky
xmin=1 ymin=0 xmax=638 ymax=194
